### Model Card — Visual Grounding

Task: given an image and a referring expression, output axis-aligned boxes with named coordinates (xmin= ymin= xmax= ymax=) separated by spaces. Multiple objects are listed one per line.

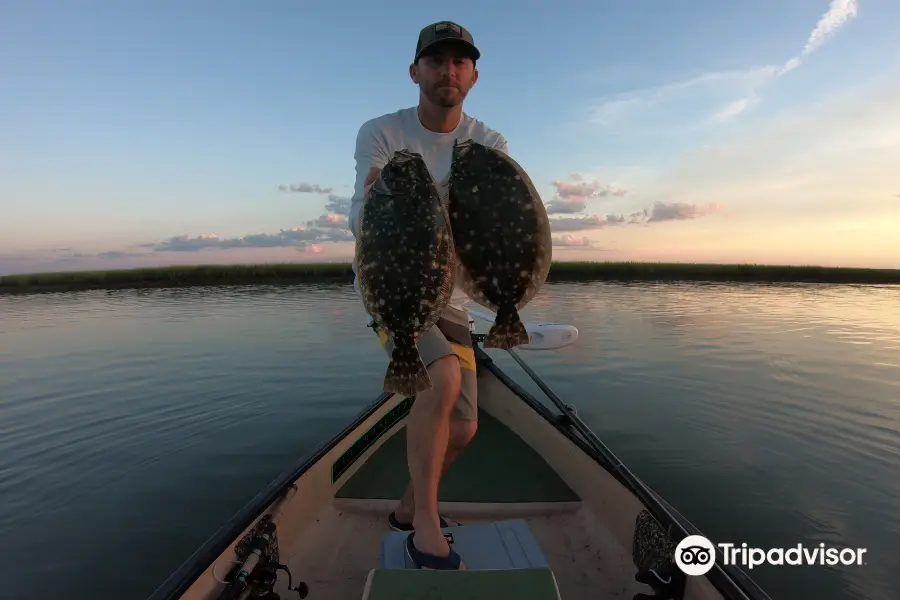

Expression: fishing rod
xmin=496 ymin=336 xmax=763 ymax=600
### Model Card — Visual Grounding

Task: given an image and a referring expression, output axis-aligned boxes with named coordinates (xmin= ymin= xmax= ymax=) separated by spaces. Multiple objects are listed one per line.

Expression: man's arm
xmin=348 ymin=120 xmax=390 ymax=238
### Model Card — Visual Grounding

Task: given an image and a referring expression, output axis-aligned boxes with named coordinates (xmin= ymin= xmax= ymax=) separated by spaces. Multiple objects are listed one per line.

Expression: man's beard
xmin=424 ymin=83 xmax=468 ymax=108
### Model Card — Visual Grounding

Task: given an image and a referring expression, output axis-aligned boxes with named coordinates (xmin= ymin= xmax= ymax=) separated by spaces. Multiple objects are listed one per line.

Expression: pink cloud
xmin=546 ymin=174 xmax=628 ymax=214
xmin=308 ymin=213 xmax=349 ymax=229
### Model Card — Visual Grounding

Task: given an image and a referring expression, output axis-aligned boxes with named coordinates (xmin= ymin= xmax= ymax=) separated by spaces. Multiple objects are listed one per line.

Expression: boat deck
xmin=271 ymin=410 xmax=650 ymax=600
xmin=277 ymin=501 xmax=645 ymax=600
xmin=335 ymin=409 xmax=580 ymax=503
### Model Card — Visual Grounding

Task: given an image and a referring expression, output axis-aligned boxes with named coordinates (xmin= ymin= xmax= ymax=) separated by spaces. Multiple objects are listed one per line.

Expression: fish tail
xmin=383 ymin=338 xmax=432 ymax=396
xmin=484 ymin=305 xmax=530 ymax=349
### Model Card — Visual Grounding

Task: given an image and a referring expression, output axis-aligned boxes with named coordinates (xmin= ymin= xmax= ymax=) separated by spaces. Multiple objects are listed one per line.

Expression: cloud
xmin=588 ymin=0 xmax=860 ymax=128
xmin=715 ymin=0 xmax=860 ymax=118
xmin=278 ymin=182 xmax=334 ymax=194
xmin=97 ymin=251 xmax=146 ymax=259
xmin=646 ymin=201 xmax=722 ymax=222
xmin=308 ymin=213 xmax=349 ymax=229
xmin=123 ymin=194 xmax=710 ymax=260
xmin=127 ymin=196 xmax=705 ymax=259
xmin=799 ymin=0 xmax=859 ymax=58
xmin=150 ymin=225 xmax=354 ymax=253
xmin=546 ymin=199 xmax=719 ymax=233
xmin=46 ymin=190 xmax=359 ymax=263
xmin=144 ymin=191 xmax=355 ymax=254
xmin=547 ymin=174 xmax=628 ymax=214
xmin=324 ymin=194 xmax=351 ymax=215
xmin=778 ymin=0 xmax=859 ymax=76
xmin=146 ymin=198 xmax=714 ymax=255
xmin=3 ymin=169 xmax=724 ymax=276
xmin=552 ymin=234 xmax=595 ymax=247
xmin=543 ymin=162 xmax=723 ymax=233
xmin=711 ymin=96 xmax=758 ymax=124
xmin=545 ymin=200 xmax=586 ymax=215
xmin=540 ymin=198 xmax=720 ymax=252
xmin=588 ymin=66 xmax=777 ymax=130
xmin=144 ymin=192 xmax=353 ymax=252
xmin=659 ymin=79 xmax=898 ymax=197
xmin=549 ymin=215 xmax=611 ymax=231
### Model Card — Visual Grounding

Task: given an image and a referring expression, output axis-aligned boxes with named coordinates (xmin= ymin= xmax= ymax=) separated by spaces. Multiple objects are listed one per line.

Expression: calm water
xmin=1 ymin=282 xmax=898 ymax=600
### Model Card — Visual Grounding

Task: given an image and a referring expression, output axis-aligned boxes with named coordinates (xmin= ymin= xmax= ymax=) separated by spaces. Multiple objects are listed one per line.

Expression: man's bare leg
xmin=405 ymin=354 xmax=461 ymax=558
xmin=393 ymin=416 xmax=477 ymax=526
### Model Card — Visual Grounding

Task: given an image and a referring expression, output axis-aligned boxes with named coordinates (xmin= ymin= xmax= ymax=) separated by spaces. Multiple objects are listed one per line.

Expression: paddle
xmin=362 ymin=310 xmax=578 ymax=351
xmin=466 ymin=308 xmax=578 ymax=350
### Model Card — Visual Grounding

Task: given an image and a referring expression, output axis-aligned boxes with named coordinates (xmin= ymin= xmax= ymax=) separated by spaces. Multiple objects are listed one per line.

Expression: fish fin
xmin=483 ymin=304 xmax=530 ymax=349
xmin=383 ymin=339 xmax=432 ymax=396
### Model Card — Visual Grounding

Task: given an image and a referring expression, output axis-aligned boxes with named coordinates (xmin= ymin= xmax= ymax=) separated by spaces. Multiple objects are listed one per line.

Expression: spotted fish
xmin=355 ymin=150 xmax=456 ymax=396
xmin=447 ymin=139 xmax=552 ymax=349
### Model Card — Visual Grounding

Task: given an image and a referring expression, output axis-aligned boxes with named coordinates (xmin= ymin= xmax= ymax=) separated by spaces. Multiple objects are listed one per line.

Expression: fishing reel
xmin=216 ymin=513 xmax=309 ymax=600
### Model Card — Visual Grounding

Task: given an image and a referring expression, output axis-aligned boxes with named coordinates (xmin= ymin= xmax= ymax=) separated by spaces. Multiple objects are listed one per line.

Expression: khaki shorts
xmin=371 ymin=305 xmax=478 ymax=421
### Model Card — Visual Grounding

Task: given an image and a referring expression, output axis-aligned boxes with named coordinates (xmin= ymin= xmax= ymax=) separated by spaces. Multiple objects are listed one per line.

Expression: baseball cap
xmin=414 ymin=21 xmax=480 ymax=62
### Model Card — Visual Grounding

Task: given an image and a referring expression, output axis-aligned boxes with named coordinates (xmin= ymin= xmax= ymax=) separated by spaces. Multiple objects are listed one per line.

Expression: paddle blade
xmin=515 ymin=323 xmax=579 ymax=350
xmin=383 ymin=339 xmax=432 ymax=396
xmin=483 ymin=305 xmax=530 ymax=349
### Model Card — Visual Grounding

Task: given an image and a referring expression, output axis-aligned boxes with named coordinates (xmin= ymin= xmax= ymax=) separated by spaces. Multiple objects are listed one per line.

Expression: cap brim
xmin=415 ymin=39 xmax=480 ymax=62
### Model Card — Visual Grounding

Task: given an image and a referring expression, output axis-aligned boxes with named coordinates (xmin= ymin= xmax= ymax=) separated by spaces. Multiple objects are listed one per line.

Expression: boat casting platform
xmin=361 ymin=568 xmax=562 ymax=600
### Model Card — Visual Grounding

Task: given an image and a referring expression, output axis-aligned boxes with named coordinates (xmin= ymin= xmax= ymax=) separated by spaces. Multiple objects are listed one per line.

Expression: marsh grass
xmin=543 ymin=261 xmax=900 ymax=283
xmin=0 ymin=263 xmax=353 ymax=294
xmin=2 ymin=261 xmax=899 ymax=294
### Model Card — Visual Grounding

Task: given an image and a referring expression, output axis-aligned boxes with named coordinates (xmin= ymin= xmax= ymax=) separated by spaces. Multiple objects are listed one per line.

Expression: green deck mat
xmin=336 ymin=409 xmax=579 ymax=503
xmin=362 ymin=568 xmax=561 ymax=600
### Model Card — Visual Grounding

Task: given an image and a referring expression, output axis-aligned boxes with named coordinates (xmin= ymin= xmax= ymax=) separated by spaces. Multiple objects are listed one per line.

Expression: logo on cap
xmin=434 ymin=22 xmax=462 ymax=36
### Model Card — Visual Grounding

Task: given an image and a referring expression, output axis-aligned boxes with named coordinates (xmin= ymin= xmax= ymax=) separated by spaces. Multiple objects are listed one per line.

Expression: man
xmin=347 ymin=21 xmax=508 ymax=570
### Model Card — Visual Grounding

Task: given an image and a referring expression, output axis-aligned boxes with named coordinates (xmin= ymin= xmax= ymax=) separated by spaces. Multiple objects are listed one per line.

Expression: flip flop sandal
xmin=405 ymin=532 xmax=466 ymax=570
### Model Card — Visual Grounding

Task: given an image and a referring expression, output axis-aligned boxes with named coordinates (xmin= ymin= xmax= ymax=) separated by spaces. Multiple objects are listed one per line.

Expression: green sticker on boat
xmin=331 ymin=396 xmax=413 ymax=484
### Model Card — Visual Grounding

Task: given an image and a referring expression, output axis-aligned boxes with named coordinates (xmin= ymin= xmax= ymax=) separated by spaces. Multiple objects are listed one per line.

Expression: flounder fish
xmin=355 ymin=150 xmax=456 ymax=395
xmin=447 ymin=139 xmax=552 ymax=349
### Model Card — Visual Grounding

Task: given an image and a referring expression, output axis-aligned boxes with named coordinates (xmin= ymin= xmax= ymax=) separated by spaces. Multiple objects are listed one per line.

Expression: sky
xmin=2 ymin=0 xmax=899 ymax=276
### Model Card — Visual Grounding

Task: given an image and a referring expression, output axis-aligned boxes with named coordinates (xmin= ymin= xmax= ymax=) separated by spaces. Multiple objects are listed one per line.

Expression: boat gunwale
xmin=145 ymin=391 xmax=396 ymax=600
xmin=474 ymin=346 xmax=772 ymax=600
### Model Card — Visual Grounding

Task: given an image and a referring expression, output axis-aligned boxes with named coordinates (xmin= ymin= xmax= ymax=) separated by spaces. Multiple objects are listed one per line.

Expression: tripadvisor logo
xmin=674 ymin=535 xmax=868 ymax=576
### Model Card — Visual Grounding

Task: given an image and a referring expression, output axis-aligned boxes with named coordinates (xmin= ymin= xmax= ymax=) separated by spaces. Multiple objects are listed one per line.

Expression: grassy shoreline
xmin=2 ymin=261 xmax=899 ymax=295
